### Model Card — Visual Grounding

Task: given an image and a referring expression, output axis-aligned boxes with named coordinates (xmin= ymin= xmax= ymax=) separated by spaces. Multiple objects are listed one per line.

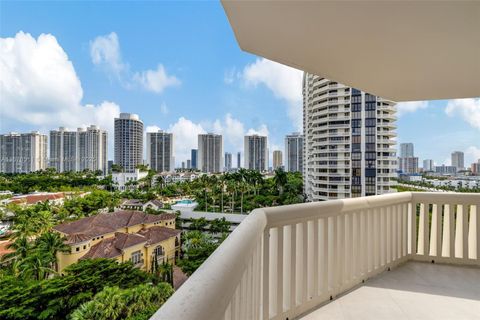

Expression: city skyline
xmin=1 ymin=2 xmax=479 ymax=167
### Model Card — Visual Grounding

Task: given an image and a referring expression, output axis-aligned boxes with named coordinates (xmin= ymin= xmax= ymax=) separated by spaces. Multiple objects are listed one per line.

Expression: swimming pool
xmin=176 ymin=199 xmax=195 ymax=205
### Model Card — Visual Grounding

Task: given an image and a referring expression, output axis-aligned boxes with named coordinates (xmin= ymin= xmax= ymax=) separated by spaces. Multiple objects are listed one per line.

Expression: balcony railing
xmin=153 ymin=192 xmax=479 ymax=320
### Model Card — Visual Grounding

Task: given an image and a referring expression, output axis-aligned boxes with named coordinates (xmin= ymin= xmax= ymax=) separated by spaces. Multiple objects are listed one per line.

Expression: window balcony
xmin=153 ymin=192 xmax=480 ymax=320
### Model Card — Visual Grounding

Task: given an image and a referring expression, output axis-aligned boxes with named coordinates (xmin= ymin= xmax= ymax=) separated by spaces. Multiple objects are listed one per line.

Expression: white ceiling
xmin=222 ymin=1 xmax=480 ymax=102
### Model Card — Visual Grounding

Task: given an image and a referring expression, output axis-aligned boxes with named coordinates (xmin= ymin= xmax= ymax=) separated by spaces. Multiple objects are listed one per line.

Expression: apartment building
xmin=50 ymin=126 xmax=107 ymax=173
xmin=146 ymin=130 xmax=174 ymax=173
xmin=53 ymin=210 xmax=180 ymax=272
xmin=244 ymin=135 xmax=268 ymax=172
xmin=0 ymin=131 xmax=47 ymax=173
xmin=272 ymin=150 xmax=283 ymax=170
xmin=285 ymin=132 xmax=304 ymax=172
xmin=303 ymin=73 xmax=397 ymax=201
xmin=114 ymin=113 xmax=144 ymax=173
xmin=451 ymin=151 xmax=465 ymax=171
xmin=224 ymin=152 xmax=232 ymax=171
xmin=198 ymin=133 xmax=223 ymax=173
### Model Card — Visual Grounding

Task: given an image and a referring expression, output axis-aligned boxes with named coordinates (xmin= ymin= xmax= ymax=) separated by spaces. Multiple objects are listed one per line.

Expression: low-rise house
xmin=112 ymin=169 xmax=148 ymax=191
xmin=119 ymin=199 xmax=164 ymax=211
xmin=53 ymin=210 xmax=180 ymax=272
xmin=143 ymin=199 xmax=164 ymax=211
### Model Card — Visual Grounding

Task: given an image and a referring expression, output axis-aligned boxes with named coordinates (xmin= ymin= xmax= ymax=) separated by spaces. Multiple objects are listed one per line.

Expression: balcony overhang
xmin=221 ymin=1 xmax=480 ymax=101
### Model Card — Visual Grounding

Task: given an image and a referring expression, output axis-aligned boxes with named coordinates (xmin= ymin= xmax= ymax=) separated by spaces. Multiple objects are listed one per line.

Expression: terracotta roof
xmin=81 ymin=227 xmax=179 ymax=260
xmin=10 ymin=192 xmax=64 ymax=205
xmin=65 ymin=233 xmax=90 ymax=244
xmin=122 ymin=199 xmax=144 ymax=206
xmin=137 ymin=226 xmax=181 ymax=245
xmin=146 ymin=200 xmax=163 ymax=207
xmin=54 ymin=211 xmax=174 ymax=243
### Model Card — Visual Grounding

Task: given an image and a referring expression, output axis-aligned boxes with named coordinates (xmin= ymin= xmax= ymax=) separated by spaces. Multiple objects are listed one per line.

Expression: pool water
xmin=176 ymin=199 xmax=194 ymax=205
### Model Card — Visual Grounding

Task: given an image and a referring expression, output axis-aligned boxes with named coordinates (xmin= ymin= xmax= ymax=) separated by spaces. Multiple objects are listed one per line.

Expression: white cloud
xmin=168 ymin=117 xmax=206 ymax=165
xmin=242 ymin=58 xmax=303 ymax=130
xmin=246 ymin=124 xmax=269 ymax=137
xmin=396 ymin=101 xmax=429 ymax=116
xmin=90 ymin=32 xmax=125 ymax=76
xmin=146 ymin=125 xmax=162 ymax=133
xmin=466 ymin=146 xmax=480 ymax=163
xmin=0 ymin=32 xmax=120 ymax=144
xmin=445 ymin=98 xmax=480 ymax=130
xmin=133 ymin=64 xmax=180 ymax=93
xmin=90 ymin=32 xmax=179 ymax=94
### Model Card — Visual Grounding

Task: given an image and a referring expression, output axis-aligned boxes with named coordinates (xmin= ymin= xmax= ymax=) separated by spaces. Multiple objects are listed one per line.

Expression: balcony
xmin=153 ymin=192 xmax=480 ymax=320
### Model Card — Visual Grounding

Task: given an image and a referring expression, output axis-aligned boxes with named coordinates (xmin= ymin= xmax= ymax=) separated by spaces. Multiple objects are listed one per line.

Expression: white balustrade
xmin=152 ymin=192 xmax=480 ymax=320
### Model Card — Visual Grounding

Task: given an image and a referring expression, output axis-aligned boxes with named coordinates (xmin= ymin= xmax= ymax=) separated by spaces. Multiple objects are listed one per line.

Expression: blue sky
xmin=1 ymin=1 xmax=479 ymax=166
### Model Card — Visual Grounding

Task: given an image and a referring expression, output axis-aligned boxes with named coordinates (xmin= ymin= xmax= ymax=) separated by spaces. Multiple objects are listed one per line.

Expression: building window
xmin=153 ymin=246 xmax=164 ymax=257
xmin=131 ymin=251 xmax=142 ymax=265
xmin=76 ymin=247 xmax=79 ymax=252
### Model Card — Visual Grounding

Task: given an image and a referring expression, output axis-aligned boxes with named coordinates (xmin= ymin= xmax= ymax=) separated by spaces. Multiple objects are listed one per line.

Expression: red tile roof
xmin=54 ymin=211 xmax=176 ymax=244
xmin=10 ymin=192 xmax=64 ymax=205
xmin=80 ymin=226 xmax=179 ymax=260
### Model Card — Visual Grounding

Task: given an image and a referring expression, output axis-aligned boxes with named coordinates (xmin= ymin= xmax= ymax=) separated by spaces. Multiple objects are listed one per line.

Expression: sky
xmin=0 ymin=1 xmax=479 ymax=167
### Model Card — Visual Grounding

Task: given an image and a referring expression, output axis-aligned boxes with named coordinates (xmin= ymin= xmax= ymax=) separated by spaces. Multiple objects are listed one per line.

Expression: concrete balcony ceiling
xmin=221 ymin=1 xmax=480 ymax=101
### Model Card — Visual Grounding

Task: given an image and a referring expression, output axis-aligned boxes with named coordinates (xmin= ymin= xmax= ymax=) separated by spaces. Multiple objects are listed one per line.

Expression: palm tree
xmin=35 ymin=232 xmax=70 ymax=272
xmin=273 ymin=167 xmax=288 ymax=195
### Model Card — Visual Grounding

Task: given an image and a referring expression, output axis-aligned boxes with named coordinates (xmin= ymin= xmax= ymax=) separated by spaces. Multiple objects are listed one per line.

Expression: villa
xmin=53 ymin=210 xmax=180 ymax=272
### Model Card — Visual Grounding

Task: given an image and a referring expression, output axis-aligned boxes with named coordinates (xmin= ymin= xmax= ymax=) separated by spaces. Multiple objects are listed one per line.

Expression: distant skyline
xmin=1 ymin=1 xmax=479 ymax=166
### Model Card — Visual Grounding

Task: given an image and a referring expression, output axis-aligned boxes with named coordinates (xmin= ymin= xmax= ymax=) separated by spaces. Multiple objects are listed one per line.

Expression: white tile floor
xmin=300 ymin=262 xmax=480 ymax=320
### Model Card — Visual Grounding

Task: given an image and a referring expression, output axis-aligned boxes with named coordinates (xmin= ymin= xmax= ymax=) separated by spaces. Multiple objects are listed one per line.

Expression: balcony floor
xmin=300 ymin=262 xmax=480 ymax=320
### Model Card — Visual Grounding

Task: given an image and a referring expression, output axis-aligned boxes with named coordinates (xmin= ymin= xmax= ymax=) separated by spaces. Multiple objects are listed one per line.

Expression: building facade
xmin=400 ymin=143 xmax=414 ymax=158
xmin=146 ymin=130 xmax=174 ymax=173
xmin=423 ymin=159 xmax=434 ymax=172
xmin=49 ymin=126 xmax=107 ymax=173
xmin=451 ymin=151 xmax=465 ymax=171
xmin=114 ymin=113 xmax=144 ymax=173
xmin=237 ymin=152 xmax=241 ymax=169
xmin=272 ymin=150 xmax=283 ymax=170
xmin=303 ymin=73 xmax=397 ymax=201
xmin=244 ymin=135 xmax=268 ymax=172
xmin=198 ymin=134 xmax=223 ymax=173
xmin=224 ymin=152 xmax=232 ymax=171
xmin=0 ymin=131 xmax=47 ymax=173
xmin=285 ymin=132 xmax=304 ymax=172
xmin=191 ymin=149 xmax=197 ymax=169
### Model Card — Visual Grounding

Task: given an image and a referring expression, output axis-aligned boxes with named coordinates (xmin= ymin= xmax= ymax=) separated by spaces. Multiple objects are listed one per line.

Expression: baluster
xmin=313 ymin=219 xmax=319 ymax=298
xmin=290 ymin=224 xmax=297 ymax=312
xmin=391 ymin=205 xmax=397 ymax=261
xmin=475 ymin=204 xmax=480 ymax=260
xmin=262 ymin=229 xmax=270 ymax=320
xmin=409 ymin=201 xmax=417 ymax=255
xmin=276 ymin=226 xmax=284 ymax=316
xmin=442 ymin=204 xmax=455 ymax=258
xmin=345 ymin=213 xmax=353 ymax=284
xmin=302 ymin=221 xmax=308 ymax=303
xmin=321 ymin=218 xmax=328 ymax=297
xmin=337 ymin=214 xmax=345 ymax=287
xmin=373 ymin=208 xmax=380 ymax=269
xmin=380 ymin=206 xmax=386 ymax=265
xmin=430 ymin=203 xmax=442 ymax=257
xmin=367 ymin=210 xmax=374 ymax=272
xmin=386 ymin=206 xmax=392 ymax=262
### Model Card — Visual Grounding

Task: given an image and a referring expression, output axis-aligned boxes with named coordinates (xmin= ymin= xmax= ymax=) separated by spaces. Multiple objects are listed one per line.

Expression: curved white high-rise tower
xmin=114 ymin=113 xmax=144 ymax=173
xmin=303 ymin=73 xmax=397 ymax=201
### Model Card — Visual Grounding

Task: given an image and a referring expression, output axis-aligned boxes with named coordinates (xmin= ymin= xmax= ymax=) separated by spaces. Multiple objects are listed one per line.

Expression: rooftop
xmin=54 ymin=210 xmax=176 ymax=243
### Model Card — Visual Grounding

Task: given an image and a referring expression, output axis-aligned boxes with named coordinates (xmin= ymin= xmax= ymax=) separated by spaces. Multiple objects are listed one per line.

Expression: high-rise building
xmin=244 ymin=135 xmax=268 ymax=172
xmin=272 ymin=150 xmax=283 ymax=170
xmin=0 ymin=131 xmax=47 ymax=173
xmin=471 ymin=159 xmax=480 ymax=175
xmin=50 ymin=126 xmax=108 ymax=173
xmin=198 ymin=134 xmax=223 ymax=173
xmin=237 ymin=152 xmax=241 ymax=168
xmin=114 ymin=113 xmax=143 ymax=173
xmin=451 ymin=151 xmax=465 ymax=170
xmin=303 ymin=73 xmax=397 ymax=201
xmin=187 ymin=160 xmax=191 ymax=169
xmin=191 ymin=149 xmax=198 ymax=169
xmin=400 ymin=143 xmax=414 ymax=158
xmin=285 ymin=132 xmax=303 ymax=172
xmin=398 ymin=142 xmax=418 ymax=174
xmin=146 ymin=130 xmax=174 ymax=173
xmin=224 ymin=152 xmax=232 ymax=171
xmin=435 ymin=165 xmax=457 ymax=175
xmin=423 ymin=159 xmax=434 ymax=172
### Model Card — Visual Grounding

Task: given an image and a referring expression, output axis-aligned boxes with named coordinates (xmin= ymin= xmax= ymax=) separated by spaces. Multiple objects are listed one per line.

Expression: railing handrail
xmin=152 ymin=192 xmax=480 ymax=320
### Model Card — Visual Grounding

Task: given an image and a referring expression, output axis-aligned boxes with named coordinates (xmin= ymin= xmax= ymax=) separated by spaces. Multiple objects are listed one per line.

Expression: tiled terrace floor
xmin=300 ymin=261 xmax=480 ymax=320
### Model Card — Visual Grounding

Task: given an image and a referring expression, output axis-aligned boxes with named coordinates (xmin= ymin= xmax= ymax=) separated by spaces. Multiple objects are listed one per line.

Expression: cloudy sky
xmin=0 ymin=1 xmax=479 ymax=167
